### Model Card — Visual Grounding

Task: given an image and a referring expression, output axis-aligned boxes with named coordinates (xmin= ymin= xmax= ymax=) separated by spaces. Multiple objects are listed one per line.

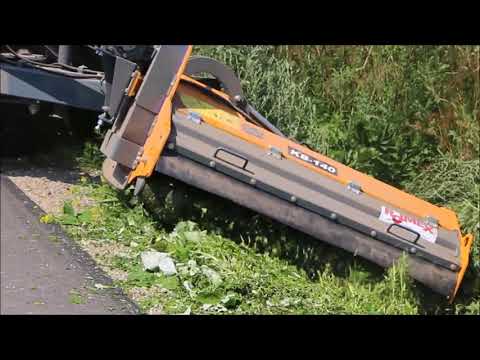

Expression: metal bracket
xmin=267 ymin=146 xmax=283 ymax=160
xmin=134 ymin=177 xmax=146 ymax=196
xmin=185 ymin=56 xmax=244 ymax=100
xmin=187 ymin=111 xmax=202 ymax=124
xmin=425 ymin=216 xmax=439 ymax=228
xmin=0 ymin=62 xmax=104 ymax=111
xmin=347 ymin=181 xmax=363 ymax=195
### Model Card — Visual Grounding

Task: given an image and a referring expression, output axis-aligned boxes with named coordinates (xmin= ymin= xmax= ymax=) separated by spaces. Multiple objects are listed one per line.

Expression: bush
xmin=195 ymin=45 xmax=478 ymax=186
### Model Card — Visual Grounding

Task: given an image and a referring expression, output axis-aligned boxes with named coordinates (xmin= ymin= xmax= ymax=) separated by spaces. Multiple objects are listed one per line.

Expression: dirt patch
xmin=1 ymin=163 xmax=95 ymax=216
xmin=127 ymin=285 xmax=169 ymax=314
xmin=78 ymin=240 xmax=134 ymax=281
xmin=80 ymin=240 xmax=133 ymax=262
xmin=108 ymin=268 xmax=129 ymax=282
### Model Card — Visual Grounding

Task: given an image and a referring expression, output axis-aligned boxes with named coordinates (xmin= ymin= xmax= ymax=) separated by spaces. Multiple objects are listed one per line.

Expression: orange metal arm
xmin=127 ymin=46 xmax=193 ymax=184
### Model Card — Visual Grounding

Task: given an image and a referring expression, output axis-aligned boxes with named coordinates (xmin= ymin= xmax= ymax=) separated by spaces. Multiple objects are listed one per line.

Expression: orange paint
xmin=128 ymin=99 xmax=172 ymax=182
xmin=127 ymin=71 xmax=143 ymax=97
xmin=451 ymin=234 xmax=474 ymax=302
xmin=127 ymin=46 xmax=192 ymax=183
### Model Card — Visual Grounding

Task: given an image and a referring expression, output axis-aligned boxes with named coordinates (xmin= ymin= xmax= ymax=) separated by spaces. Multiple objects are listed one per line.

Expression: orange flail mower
xmin=97 ymin=45 xmax=473 ymax=301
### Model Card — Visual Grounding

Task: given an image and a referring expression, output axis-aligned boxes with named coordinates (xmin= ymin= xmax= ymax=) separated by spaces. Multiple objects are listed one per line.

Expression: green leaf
xmin=63 ymin=201 xmax=75 ymax=216
xmin=174 ymin=220 xmax=199 ymax=233
xmin=60 ymin=214 xmax=78 ymax=225
xmin=221 ymin=293 xmax=242 ymax=309
xmin=40 ymin=214 xmax=55 ymax=224
xmin=175 ymin=246 xmax=191 ymax=262
xmin=183 ymin=231 xmax=203 ymax=242
xmin=127 ymin=215 xmax=136 ymax=227
xmin=197 ymin=289 xmax=223 ymax=305
xmin=77 ymin=210 xmax=93 ymax=224
xmin=157 ymin=275 xmax=180 ymax=290
xmin=127 ymin=268 xmax=157 ymax=287
xmin=201 ymin=265 xmax=222 ymax=286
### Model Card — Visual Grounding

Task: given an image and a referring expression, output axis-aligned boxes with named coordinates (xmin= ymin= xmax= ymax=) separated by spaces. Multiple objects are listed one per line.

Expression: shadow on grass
xmin=139 ymin=174 xmax=387 ymax=282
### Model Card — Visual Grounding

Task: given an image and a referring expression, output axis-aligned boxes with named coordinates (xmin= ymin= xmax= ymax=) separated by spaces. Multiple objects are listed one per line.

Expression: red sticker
xmin=379 ymin=207 xmax=437 ymax=243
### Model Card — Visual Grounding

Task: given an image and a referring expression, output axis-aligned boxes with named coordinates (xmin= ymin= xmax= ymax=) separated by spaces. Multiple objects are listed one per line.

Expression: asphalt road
xmin=0 ymin=175 xmax=140 ymax=315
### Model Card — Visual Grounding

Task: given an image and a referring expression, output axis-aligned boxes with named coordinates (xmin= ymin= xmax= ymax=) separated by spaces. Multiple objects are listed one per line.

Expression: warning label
xmin=379 ymin=207 xmax=438 ymax=243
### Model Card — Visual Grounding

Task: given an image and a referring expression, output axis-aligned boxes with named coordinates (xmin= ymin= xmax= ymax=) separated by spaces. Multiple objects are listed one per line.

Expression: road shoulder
xmin=1 ymin=175 xmax=141 ymax=315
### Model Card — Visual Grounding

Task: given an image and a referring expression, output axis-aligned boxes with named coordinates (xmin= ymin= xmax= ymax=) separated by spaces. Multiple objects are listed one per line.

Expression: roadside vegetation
xmin=52 ymin=45 xmax=478 ymax=314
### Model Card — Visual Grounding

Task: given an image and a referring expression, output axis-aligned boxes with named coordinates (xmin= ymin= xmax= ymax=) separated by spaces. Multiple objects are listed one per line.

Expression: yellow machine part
xmin=127 ymin=46 xmax=193 ymax=184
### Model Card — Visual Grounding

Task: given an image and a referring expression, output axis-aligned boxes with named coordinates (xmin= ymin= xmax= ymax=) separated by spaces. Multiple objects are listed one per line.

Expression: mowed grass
xmin=57 ymin=179 xmax=421 ymax=315
xmin=56 ymin=45 xmax=478 ymax=314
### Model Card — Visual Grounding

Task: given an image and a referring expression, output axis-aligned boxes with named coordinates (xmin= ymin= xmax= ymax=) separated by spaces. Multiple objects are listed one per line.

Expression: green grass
xmin=58 ymin=181 xmax=422 ymax=314
xmin=56 ymin=45 xmax=478 ymax=315
xmin=69 ymin=289 xmax=86 ymax=305
xmin=196 ymin=45 xmax=479 ymax=184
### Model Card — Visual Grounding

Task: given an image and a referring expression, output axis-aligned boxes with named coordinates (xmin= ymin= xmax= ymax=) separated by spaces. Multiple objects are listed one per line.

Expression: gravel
xmin=1 ymin=163 xmax=93 ymax=216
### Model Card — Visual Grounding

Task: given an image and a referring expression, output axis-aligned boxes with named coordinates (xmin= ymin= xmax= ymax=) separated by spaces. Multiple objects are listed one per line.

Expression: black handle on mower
xmin=387 ymin=223 xmax=421 ymax=244
xmin=214 ymin=148 xmax=249 ymax=170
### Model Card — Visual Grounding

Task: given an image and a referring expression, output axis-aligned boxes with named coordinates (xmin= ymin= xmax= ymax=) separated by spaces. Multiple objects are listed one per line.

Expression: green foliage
xmin=404 ymin=155 xmax=480 ymax=311
xmin=195 ymin=45 xmax=479 ymax=186
xmin=59 ymin=180 xmax=422 ymax=314
xmin=77 ymin=141 xmax=104 ymax=171
xmin=57 ymin=201 xmax=95 ymax=226
xmin=69 ymin=290 xmax=85 ymax=305
xmin=404 ymin=156 xmax=479 ymax=268
xmin=126 ymin=266 xmax=159 ymax=288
